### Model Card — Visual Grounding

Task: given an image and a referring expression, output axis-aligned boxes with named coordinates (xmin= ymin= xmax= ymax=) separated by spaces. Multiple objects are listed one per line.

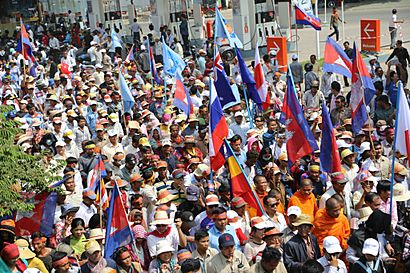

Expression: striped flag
xmin=254 ymin=42 xmax=270 ymax=110
xmin=395 ymin=81 xmax=410 ymax=162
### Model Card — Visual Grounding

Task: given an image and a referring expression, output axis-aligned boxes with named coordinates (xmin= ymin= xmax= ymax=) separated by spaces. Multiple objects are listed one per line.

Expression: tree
xmin=0 ymin=105 xmax=61 ymax=216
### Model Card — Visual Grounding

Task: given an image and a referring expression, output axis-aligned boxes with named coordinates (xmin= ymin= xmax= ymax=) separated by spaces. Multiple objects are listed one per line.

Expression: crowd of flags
xmin=12 ymin=7 xmax=410 ymax=240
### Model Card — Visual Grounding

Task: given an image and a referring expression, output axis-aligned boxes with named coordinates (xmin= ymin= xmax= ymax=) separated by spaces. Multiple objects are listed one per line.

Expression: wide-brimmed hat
xmin=341 ymin=149 xmax=354 ymax=160
xmin=293 ymin=214 xmax=313 ymax=227
xmin=357 ymin=207 xmax=373 ymax=224
xmin=393 ymin=183 xmax=410 ymax=202
xmin=156 ymin=240 xmax=174 ymax=255
xmin=87 ymin=228 xmax=105 ymax=241
xmin=151 ymin=211 xmax=173 ymax=226
xmin=60 ymin=204 xmax=80 ymax=219
xmin=156 ymin=189 xmax=177 ymax=205
xmin=14 ymin=239 xmax=35 ymax=259
xmin=106 ymin=178 xmax=128 ymax=188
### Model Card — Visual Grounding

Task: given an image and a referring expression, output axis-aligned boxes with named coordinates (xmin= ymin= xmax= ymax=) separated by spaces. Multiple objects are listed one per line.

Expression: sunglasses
xmin=268 ymin=202 xmax=280 ymax=208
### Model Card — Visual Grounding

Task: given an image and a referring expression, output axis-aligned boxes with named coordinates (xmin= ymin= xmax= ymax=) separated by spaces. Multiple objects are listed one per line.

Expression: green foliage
xmin=0 ymin=105 xmax=62 ymax=216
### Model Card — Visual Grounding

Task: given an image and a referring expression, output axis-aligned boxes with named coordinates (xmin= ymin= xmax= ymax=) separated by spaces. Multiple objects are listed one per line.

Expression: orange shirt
xmin=288 ymin=191 xmax=318 ymax=221
xmin=248 ymin=191 xmax=268 ymax=219
xmin=277 ymin=201 xmax=285 ymax=215
xmin=312 ymin=208 xmax=351 ymax=252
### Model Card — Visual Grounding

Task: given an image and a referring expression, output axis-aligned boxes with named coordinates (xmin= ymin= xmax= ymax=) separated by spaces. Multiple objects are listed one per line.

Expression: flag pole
xmin=20 ymin=19 xmax=27 ymax=87
xmin=224 ymin=139 xmax=266 ymax=216
xmin=389 ymin=81 xmax=402 ymax=218
xmin=98 ymin=157 xmax=103 ymax=232
xmin=314 ymin=0 xmax=320 ymax=59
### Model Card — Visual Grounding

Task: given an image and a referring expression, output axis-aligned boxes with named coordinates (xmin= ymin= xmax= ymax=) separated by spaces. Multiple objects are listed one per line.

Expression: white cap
xmin=287 ymin=206 xmax=302 ymax=217
xmin=292 ymin=54 xmax=298 ymax=60
xmin=107 ymin=129 xmax=117 ymax=137
xmin=362 ymin=238 xmax=379 ymax=256
xmin=359 ymin=142 xmax=371 ymax=154
xmin=234 ymin=112 xmax=243 ymax=117
xmin=323 ymin=236 xmax=343 ymax=254
xmin=89 ymin=100 xmax=97 ymax=106
xmin=95 ymin=63 xmax=103 ymax=68
xmin=90 ymin=41 xmax=97 ymax=45
xmin=56 ymin=141 xmax=66 ymax=147
xmin=227 ymin=210 xmax=239 ymax=220
xmin=336 ymin=139 xmax=352 ymax=149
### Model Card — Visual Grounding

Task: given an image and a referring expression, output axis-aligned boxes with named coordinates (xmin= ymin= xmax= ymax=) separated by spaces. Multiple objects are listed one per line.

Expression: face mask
xmin=395 ymin=176 xmax=405 ymax=182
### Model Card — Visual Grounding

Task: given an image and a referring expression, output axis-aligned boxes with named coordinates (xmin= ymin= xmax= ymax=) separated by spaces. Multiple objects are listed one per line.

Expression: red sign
xmin=360 ymin=19 xmax=380 ymax=52
xmin=266 ymin=37 xmax=288 ymax=72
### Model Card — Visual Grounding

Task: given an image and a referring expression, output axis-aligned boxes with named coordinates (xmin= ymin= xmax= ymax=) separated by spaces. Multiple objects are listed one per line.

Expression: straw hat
xmin=357 ymin=207 xmax=373 ymax=224
xmin=87 ymin=228 xmax=105 ymax=241
xmin=15 ymin=239 xmax=36 ymax=259
xmin=151 ymin=211 xmax=173 ymax=226
xmin=156 ymin=189 xmax=177 ymax=205
xmin=393 ymin=183 xmax=410 ymax=202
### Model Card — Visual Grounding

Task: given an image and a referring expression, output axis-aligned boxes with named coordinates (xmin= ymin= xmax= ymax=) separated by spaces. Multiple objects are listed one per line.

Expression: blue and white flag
xmin=162 ymin=37 xmax=186 ymax=76
xmin=214 ymin=9 xmax=243 ymax=48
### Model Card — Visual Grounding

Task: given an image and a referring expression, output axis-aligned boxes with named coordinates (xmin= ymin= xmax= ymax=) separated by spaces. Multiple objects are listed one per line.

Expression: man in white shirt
xmin=389 ymin=9 xmax=403 ymax=49
xmin=76 ymin=190 xmax=97 ymax=227
xmin=317 ymin=236 xmax=348 ymax=273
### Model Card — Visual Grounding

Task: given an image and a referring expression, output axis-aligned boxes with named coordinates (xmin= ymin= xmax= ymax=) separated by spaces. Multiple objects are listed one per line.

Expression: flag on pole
xmin=119 ymin=72 xmax=135 ymax=113
xmin=15 ymin=192 xmax=58 ymax=237
xmin=225 ymin=140 xmax=264 ymax=216
xmin=320 ymin=101 xmax=342 ymax=173
xmin=295 ymin=5 xmax=321 ymax=31
xmin=214 ymin=47 xmax=237 ymax=109
xmin=148 ymin=44 xmax=163 ymax=85
xmin=209 ymin=78 xmax=228 ymax=171
xmin=280 ymin=76 xmax=319 ymax=165
xmin=234 ymin=45 xmax=262 ymax=110
xmin=125 ymin=45 xmax=135 ymax=62
xmin=111 ymin=29 xmax=122 ymax=49
xmin=214 ymin=8 xmax=243 ymax=48
xmin=350 ymin=42 xmax=375 ymax=133
xmin=173 ymin=70 xmax=193 ymax=117
xmin=162 ymin=37 xmax=186 ymax=76
xmin=253 ymin=43 xmax=270 ymax=110
xmin=87 ymin=157 xmax=107 ymax=191
xmin=104 ymin=181 xmax=134 ymax=258
xmin=96 ymin=178 xmax=109 ymax=210
xmin=395 ymin=81 xmax=410 ymax=161
xmin=16 ymin=20 xmax=36 ymax=63
xmin=323 ymin=37 xmax=352 ymax=78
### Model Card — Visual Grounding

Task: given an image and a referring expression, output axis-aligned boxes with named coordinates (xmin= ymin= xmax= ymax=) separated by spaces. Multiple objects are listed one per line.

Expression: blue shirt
xmin=208 ymin=224 xmax=240 ymax=250
xmin=387 ymin=81 xmax=399 ymax=107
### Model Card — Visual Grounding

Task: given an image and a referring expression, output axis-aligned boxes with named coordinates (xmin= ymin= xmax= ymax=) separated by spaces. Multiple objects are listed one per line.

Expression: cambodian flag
xmin=104 ymin=181 xmax=134 ymax=258
xmin=320 ymin=101 xmax=342 ymax=173
xmin=16 ymin=21 xmax=36 ymax=63
xmin=148 ymin=44 xmax=163 ymax=85
xmin=87 ymin=157 xmax=107 ymax=192
xmin=125 ymin=45 xmax=135 ymax=62
xmin=395 ymin=81 xmax=410 ymax=163
xmin=209 ymin=78 xmax=228 ymax=171
xmin=295 ymin=5 xmax=321 ymax=31
xmin=254 ymin=42 xmax=270 ymax=110
xmin=323 ymin=37 xmax=352 ymax=78
xmin=280 ymin=76 xmax=318 ymax=165
xmin=351 ymin=42 xmax=375 ymax=133
xmin=173 ymin=70 xmax=193 ymax=117
xmin=214 ymin=47 xmax=237 ymax=109
xmin=234 ymin=45 xmax=262 ymax=111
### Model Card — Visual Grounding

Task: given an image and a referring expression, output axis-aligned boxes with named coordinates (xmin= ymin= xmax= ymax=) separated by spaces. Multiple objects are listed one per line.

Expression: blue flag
xmin=214 ymin=47 xmax=237 ymax=109
xmin=40 ymin=192 xmax=58 ymax=236
xmin=235 ymin=45 xmax=262 ymax=110
xmin=104 ymin=181 xmax=134 ymax=258
xmin=214 ymin=9 xmax=243 ymax=48
xmin=162 ymin=37 xmax=186 ymax=76
xmin=119 ymin=72 xmax=135 ymax=113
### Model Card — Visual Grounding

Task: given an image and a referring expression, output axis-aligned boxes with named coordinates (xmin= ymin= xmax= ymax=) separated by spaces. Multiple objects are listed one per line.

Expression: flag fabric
xmin=280 ymin=76 xmax=319 ymax=165
xmin=226 ymin=141 xmax=263 ymax=216
xmin=173 ymin=70 xmax=193 ymax=117
xmin=104 ymin=181 xmax=134 ymax=258
xmin=119 ymin=72 xmax=135 ymax=113
xmin=214 ymin=47 xmax=237 ymax=109
xmin=111 ymin=29 xmax=122 ymax=49
xmin=295 ymin=5 xmax=321 ymax=31
xmin=214 ymin=8 xmax=243 ymax=48
xmin=87 ymin=157 xmax=107 ymax=192
xmin=16 ymin=21 xmax=36 ymax=63
xmin=148 ymin=45 xmax=163 ymax=85
xmin=15 ymin=192 xmax=58 ymax=237
xmin=125 ymin=45 xmax=135 ymax=62
xmin=60 ymin=63 xmax=71 ymax=76
xmin=234 ymin=45 xmax=262 ymax=110
xmin=320 ymin=101 xmax=342 ymax=173
xmin=209 ymin=78 xmax=229 ymax=171
xmin=29 ymin=61 xmax=38 ymax=77
xmin=253 ymin=43 xmax=270 ymax=110
xmin=395 ymin=81 xmax=410 ymax=160
xmin=323 ymin=37 xmax=352 ymax=78
xmin=48 ymin=178 xmax=65 ymax=189
xmin=350 ymin=42 xmax=375 ymax=133
xmin=162 ymin=37 xmax=186 ymax=76
xmin=96 ymin=178 xmax=109 ymax=210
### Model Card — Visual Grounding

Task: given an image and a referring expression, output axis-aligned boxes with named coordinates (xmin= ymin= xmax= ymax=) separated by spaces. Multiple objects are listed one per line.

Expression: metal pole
xmin=324 ymin=0 xmax=327 ymax=23
xmin=295 ymin=17 xmax=299 ymax=57
xmin=315 ymin=1 xmax=320 ymax=59
xmin=341 ymin=0 xmax=345 ymax=42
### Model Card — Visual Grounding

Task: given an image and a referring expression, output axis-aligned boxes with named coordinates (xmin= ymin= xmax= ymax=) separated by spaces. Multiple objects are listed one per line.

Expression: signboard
xmin=360 ymin=19 xmax=380 ymax=52
xmin=266 ymin=37 xmax=288 ymax=72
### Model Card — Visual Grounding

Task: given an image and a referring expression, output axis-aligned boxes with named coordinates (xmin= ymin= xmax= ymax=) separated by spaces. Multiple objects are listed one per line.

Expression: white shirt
xmin=147 ymin=225 xmax=180 ymax=257
xmin=317 ymin=256 xmax=348 ymax=273
xmin=389 ymin=14 xmax=397 ymax=28
xmin=76 ymin=202 xmax=97 ymax=226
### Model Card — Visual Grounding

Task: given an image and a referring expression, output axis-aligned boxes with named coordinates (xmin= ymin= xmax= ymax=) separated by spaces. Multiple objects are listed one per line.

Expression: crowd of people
xmin=0 ymin=8 xmax=410 ymax=273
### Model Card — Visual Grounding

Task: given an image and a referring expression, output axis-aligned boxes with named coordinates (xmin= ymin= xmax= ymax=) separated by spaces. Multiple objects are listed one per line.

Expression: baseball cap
xmin=251 ymin=217 xmax=266 ymax=229
xmin=218 ymin=233 xmax=235 ymax=248
xmin=231 ymin=197 xmax=247 ymax=208
xmin=186 ymin=185 xmax=199 ymax=202
xmin=83 ymin=189 xmax=96 ymax=200
xmin=107 ymin=129 xmax=117 ymax=137
xmin=323 ymin=236 xmax=343 ymax=254
xmin=172 ymin=169 xmax=185 ymax=179
xmin=362 ymin=238 xmax=379 ymax=256
xmin=205 ymin=194 xmax=219 ymax=206
xmin=287 ymin=206 xmax=302 ymax=217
